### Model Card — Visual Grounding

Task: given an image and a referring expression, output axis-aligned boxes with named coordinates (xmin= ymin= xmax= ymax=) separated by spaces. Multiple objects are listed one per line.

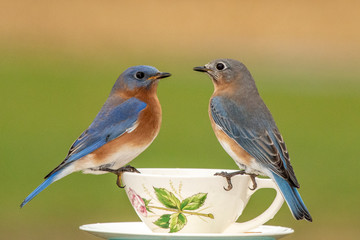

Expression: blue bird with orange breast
xmin=194 ymin=59 xmax=312 ymax=222
xmin=21 ymin=65 xmax=171 ymax=207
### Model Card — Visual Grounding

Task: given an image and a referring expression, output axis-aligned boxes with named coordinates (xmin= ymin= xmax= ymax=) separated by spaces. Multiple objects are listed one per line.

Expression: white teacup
xmin=122 ymin=168 xmax=284 ymax=234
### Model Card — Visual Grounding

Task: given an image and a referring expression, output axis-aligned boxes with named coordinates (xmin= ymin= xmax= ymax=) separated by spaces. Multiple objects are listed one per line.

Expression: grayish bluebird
xmin=21 ymin=65 xmax=171 ymax=207
xmin=194 ymin=59 xmax=312 ymax=221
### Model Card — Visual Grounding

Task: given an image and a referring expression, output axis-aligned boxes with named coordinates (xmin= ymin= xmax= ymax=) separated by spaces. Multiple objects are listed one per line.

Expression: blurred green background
xmin=1 ymin=1 xmax=359 ymax=239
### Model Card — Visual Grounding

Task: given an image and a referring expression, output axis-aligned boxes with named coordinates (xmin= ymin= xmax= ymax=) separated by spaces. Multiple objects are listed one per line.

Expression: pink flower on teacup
xmin=128 ymin=188 xmax=147 ymax=217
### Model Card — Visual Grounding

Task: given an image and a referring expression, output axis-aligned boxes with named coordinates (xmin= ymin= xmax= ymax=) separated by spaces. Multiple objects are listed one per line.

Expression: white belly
xmin=77 ymin=143 xmax=150 ymax=175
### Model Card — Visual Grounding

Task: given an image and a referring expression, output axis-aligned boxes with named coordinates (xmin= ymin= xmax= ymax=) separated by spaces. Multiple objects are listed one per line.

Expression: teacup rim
xmin=122 ymin=168 xmax=247 ymax=179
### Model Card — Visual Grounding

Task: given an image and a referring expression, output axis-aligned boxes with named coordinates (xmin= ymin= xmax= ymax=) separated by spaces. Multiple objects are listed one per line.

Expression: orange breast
xmin=91 ymin=93 xmax=162 ymax=162
xmin=209 ymin=106 xmax=253 ymax=166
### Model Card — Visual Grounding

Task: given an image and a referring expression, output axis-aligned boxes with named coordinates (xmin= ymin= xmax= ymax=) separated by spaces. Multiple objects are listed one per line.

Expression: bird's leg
xmin=214 ymin=170 xmax=258 ymax=191
xmin=98 ymin=165 xmax=140 ymax=188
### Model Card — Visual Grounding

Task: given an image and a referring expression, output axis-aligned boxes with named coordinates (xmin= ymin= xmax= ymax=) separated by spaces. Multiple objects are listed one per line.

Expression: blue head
xmin=112 ymin=65 xmax=171 ymax=93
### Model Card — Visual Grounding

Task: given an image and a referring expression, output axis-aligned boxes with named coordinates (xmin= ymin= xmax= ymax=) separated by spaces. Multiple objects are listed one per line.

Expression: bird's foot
xmin=214 ymin=170 xmax=245 ymax=191
xmin=248 ymin=174 xmax=258 ymax=190
xmin=214 ymin=170 xmax=258 ymax=191
xmin=115 ymin=165 xmax=140 ymax=188
xmin=99 ymin=165 xmax=140 ymax=188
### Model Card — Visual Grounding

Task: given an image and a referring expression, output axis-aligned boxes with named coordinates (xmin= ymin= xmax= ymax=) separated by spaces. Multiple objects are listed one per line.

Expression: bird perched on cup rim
xmin=194 ymin=59 xmax=312 ymax=222
xmin=21 ymin=65 xmax=171 ymax=208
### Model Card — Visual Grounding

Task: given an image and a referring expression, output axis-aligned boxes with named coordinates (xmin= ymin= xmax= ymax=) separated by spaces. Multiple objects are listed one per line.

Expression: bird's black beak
xmin=193 ymin=66 xmax=209 ymax=72
xmin=157 ymin=72 xmax=171 ymax=79
xmin=148 ymin=72 xmax=171 ymax=81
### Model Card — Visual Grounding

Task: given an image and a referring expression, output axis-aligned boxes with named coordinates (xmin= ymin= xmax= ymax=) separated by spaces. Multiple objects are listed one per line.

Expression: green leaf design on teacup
xmin=153 ymin=214 xmax=171 ymax=229
xmin=142 ymin=198 xmax=153 ymax=213
xmin=169 ymin=213 xmax=187 ymax=233
xmin=154 ymin=187 xmax=181 ymax=209
xmin=180 ymin=193 xmax=207 ymax=210
xmin=150 ymin=187 xmax=214 ymax=232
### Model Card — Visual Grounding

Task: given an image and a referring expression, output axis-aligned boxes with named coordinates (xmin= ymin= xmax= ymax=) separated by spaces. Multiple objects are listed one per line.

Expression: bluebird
xmin=21 ymin=65 xmax=171 ymax=208
xmin=194 ymin=59 xmax=312 ymax=221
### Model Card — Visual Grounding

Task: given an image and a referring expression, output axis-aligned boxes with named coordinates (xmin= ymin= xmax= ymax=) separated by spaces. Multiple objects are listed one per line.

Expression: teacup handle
xmin=225 ymin=178 xmax=284 ymax=233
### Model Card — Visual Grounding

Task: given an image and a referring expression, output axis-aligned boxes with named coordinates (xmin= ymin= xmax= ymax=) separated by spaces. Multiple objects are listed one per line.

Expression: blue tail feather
xmin=20 ymin=170 xmax=62 ymax=208
xmin=272 ymin=173 xmax=312 ymax=222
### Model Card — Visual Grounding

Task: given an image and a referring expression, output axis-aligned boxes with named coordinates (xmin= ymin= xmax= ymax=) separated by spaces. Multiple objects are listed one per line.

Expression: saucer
xmin=79 ymin=222 xmax=294 ymax=239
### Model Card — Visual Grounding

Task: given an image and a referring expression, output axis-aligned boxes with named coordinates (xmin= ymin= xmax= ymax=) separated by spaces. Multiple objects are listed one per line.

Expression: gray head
xmin=193 ymin=59 xmax=256 ymax=90
xmin=112 ymin=65 xmax=171 ymax=93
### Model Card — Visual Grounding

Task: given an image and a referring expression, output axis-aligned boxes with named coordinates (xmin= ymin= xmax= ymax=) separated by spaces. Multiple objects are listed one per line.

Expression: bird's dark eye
xmin=135 ymin=71 xmax=145 ymax=79
xmin=216 ymin=62 xmax=225 ymax=70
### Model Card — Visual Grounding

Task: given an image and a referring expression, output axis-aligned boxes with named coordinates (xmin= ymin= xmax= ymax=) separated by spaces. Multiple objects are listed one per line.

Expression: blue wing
xmin=21 ymin=97 xmax=147 ymax=207
xmin=210 ymin=96 xmax=299 ymax=188
xmin=210 ymin=96 xmax=312 ymax=221
xmin=45 ymin=97 xmax=147 ymax=178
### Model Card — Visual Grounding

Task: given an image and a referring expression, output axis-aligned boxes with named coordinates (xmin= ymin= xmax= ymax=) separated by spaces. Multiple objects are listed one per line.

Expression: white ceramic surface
xmin=79 ymin=222 xmax=294 ymax=239
xmin=121 ymin=168 xmax=284 ymax=233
